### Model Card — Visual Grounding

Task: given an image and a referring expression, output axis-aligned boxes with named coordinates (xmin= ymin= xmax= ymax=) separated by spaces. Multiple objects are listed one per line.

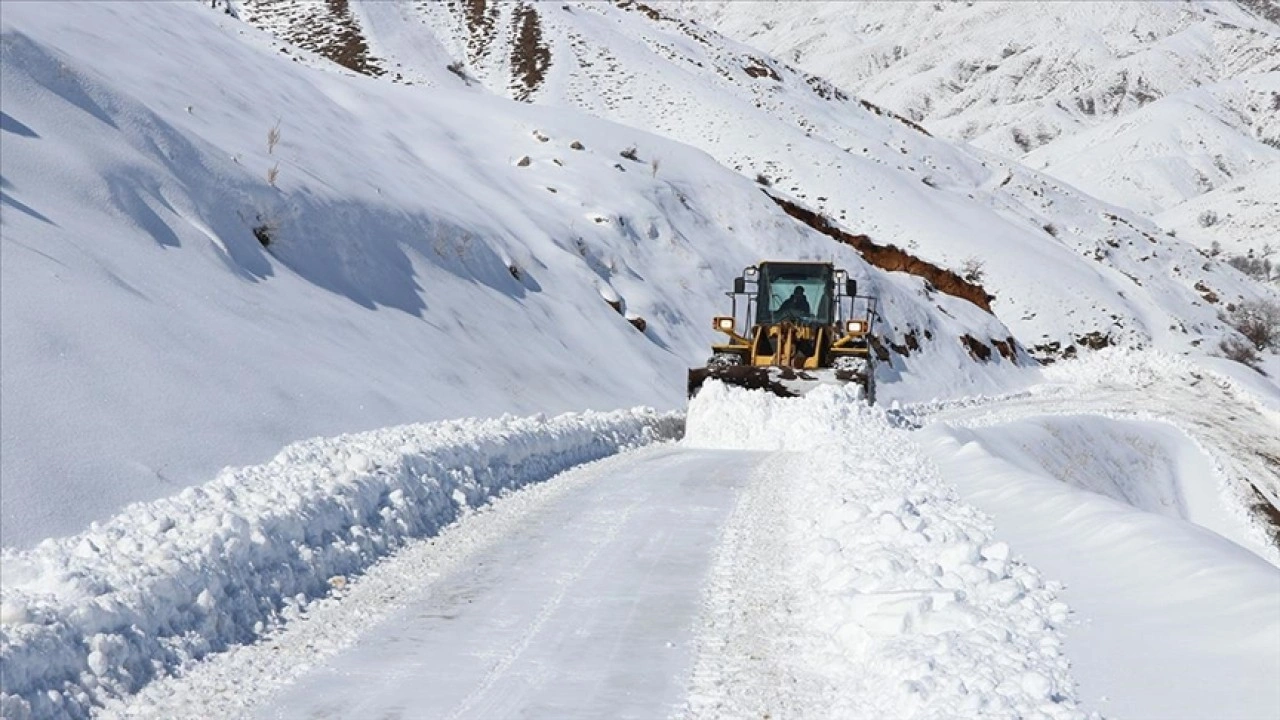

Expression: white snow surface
xmin=0 ymin=0 xmax=1025 ymax=549
xmin=0 ymin=408 xmax=679 ymax=719
xmin=674 ymin=0 xmax=1280 ymax=253
xmin=925 ymin=421 xmax=1280 ymax=720
xmin=911 ymin=350 xmax=1280 ymax=719
xmin=682 ymin=383 xmax=1093 ymax=719
xmin=3 ymin=4 xmax=1280 ymax=719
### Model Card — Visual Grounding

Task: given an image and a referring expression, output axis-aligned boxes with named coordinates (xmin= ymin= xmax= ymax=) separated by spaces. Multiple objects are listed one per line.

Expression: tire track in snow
xmin=441 ymin=494 xmax=644 ymax=720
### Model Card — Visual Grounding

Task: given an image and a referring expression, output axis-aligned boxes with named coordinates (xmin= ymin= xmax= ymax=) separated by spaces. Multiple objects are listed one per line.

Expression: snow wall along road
xmin=0 ymin=409 xmax=680 ymax=720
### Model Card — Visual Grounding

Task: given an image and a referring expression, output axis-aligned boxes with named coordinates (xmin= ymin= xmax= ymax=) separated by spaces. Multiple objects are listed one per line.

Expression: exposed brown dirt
xmin=889 ymin=329 xmax=921 ymax=357
xmin=452 ymin=0 xmax=499 ymax=65
xmin=1076 ymin=331 xmax=1112 ymax=350
xmin=768 ymin=193 xmax=995 ymax=313
xmin=321 ymin=0 xmax=384 ymax=76
xmin=614 ymin=0 xmax=669 ymax=22
xmin=960 ymin=334 xmax=993 ymax=361
xmin=743 ymin=56 xmax=781 ymax=81
xmin=867 ymin=335 xmax=891 ymax=362
xmin=992 ymin=337 xmax=1018 ymax=361
xmin=1195 ymin=280 xmax=1220 ymax=304
xmin=239 ymin=0 xmax=386 ymax=77
xmin=510 ymin=2 xmax=551 ymax=102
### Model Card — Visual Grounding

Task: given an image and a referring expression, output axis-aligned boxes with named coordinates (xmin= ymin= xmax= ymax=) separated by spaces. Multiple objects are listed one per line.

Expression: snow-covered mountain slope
xmin=1156 ymin=161 xmax=1280 ymax=256
xmin=673 ymin=0 xmax=1280 ymax=252
xmin=0 ymin=1 xmax=1018 ymax=548
xmin=246 ymin=0 xmax=1280 ymax=365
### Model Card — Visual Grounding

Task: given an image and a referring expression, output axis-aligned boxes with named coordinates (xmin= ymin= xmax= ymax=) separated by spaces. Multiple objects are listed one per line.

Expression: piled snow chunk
xmin=687 ymin=382 xmax=1094 ymax=719
xmin=0 ymin=408 xmax=679 ymax=719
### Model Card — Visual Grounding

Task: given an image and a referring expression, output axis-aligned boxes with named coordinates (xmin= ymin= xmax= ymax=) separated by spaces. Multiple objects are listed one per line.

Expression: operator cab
xmin=754 ymin=262 xmax=835 ymax=326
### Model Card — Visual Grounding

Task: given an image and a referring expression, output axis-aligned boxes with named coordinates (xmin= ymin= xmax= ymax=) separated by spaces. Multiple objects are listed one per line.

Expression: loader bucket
xmin=688 ymin=365 xmax=870 ymax=400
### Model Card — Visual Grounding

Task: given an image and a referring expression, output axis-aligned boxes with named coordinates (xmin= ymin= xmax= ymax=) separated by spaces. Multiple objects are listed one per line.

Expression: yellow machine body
xmin=688 ymin=261 xmax=877 ymax=401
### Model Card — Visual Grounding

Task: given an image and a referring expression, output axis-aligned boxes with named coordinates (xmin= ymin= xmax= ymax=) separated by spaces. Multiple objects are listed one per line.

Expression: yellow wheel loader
xmin=687 ymin=261 xmax=878 ymax=402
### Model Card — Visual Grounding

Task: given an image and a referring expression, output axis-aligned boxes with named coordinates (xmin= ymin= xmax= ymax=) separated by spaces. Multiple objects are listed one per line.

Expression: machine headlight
xmin=846 ymin=320 xmax=866 ymax=334
xmin=743 ymin=266 xmax=758 ymax=277
xmin=714 ymin=316 xmax=736 ymax=332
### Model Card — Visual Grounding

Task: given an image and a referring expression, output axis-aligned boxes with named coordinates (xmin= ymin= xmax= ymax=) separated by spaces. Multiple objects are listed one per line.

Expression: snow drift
xmin=0 ymin=408 xmax=679 ymax=719
xmin=684 ymin=384 xmax=1093 ymax=719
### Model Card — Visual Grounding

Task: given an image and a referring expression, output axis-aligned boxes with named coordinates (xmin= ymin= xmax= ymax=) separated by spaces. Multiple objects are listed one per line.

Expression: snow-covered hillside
xmin=0 ymin=1 xmax=1020 ymax=547
xmin=2 ymin=3 xmax=1278 ymax=718
xmin=240 ymin=0 xmax=1280 ymax=367
xmin=674 ymin=0 xmax=1280 ymax=254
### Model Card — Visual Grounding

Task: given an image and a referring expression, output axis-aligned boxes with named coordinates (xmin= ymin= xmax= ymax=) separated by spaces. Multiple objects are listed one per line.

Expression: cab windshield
xmin=755 ymin=263 xmax=834 ymax=325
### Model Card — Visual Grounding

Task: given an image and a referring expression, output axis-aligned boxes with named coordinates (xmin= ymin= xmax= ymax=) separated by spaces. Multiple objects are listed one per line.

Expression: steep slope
xmin=674 ymin=0 xmax=1280 ymax=253
xmin=0 ymin=1 xmax=1013 ymax=547
xmin=266 ymin=0 xmax=1280 ymax=368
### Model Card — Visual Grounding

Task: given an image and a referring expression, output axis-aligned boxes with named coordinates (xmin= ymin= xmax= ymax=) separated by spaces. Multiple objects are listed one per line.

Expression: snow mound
xmin=684 ymin=383 xmax=1093 ymax=719
xmin=0 ymin=408 xmax=679 ymax=719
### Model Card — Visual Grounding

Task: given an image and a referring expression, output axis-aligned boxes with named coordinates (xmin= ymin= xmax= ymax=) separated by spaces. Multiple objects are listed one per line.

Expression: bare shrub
xmin=1198 ymin=209 xmax=1219 ymax=227
xmin=446 ymin=61 xmax=471 ymax=84
xmin=1219 ymin=336 xmax=1260 ymax=368
xmin=1226 ymin=252 xmax=1275 ymax=283
xmin=1011 ymin=127 xmax=1031 ymax=152
xmin=960 ymin=256 xmax=986 ymax=284
xmin=267 ymin=120 xmax=281 ymax=154
xmin=1226 ymin=299 xmax=1280 ymax=351
xmin=266 ymin=162 xmax=280 ymax=188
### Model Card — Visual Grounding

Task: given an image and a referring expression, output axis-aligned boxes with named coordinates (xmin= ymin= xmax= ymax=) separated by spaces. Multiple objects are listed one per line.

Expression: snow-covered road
xmin=7 ymin=353 xmax=1278 ymax=720
xmin=253 ymin=446 xmax=759 ymax=720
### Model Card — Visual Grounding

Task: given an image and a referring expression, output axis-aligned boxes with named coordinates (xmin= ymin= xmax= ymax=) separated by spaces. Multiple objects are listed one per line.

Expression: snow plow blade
xmin=687 ymin=365 xmax=869 ymax=400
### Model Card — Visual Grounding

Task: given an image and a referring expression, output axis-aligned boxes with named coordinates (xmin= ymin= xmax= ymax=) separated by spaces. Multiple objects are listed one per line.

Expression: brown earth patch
xmin=992 ymin=337 xmax=1017 ymax=361
xmin=960 ymin=334 xmax=992 ymax=361
xmin=768 ymin=193 xmax=994 ymax=313
xmin=452 ymin=0 xmax=499 ymax=65
xmin=510 ymin=2 xmax=551 ymax=101
xmin=239 ymin=0 xmax=387 ymax=77
xmin=743 ymin=56 xmax=781 ymax=81
xmin=1195 ymin=280 xmax=1219 ymax=304
xmin=1075 ymin=331 xmax=1112 ymax=350
xmin=867 ymin=335 xmax=891 ymax=362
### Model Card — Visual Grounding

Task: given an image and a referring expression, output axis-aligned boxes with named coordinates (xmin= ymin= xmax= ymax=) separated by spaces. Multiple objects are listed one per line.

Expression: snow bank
xmin=0 ymin=408 xmax=680 ymax=719
xmin=923 ymin=423 xmax=1280 ymax=719
xmin=685 ymin=382 xmax=1093 ymax=719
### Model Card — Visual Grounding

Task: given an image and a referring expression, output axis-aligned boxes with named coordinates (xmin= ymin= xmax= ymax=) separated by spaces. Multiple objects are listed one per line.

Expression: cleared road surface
xmin=256 ymin=446 xmax=763 ymax=720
